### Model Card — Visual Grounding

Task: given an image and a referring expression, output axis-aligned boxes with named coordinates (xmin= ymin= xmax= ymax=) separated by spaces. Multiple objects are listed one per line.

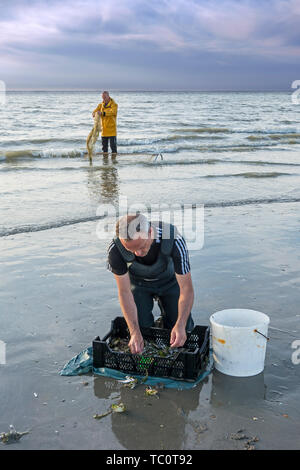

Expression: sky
xmin=1 ymin=0 xmax=300 ymax=90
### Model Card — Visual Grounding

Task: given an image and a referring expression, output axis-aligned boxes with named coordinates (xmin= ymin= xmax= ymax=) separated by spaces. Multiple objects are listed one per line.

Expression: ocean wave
xmin=123 ymin=143 xmax=279 ymax=154
xmin=205 ymin=171 xmax=292 ymax=178
xmin=277 ymin=120 xmax=295 ymax=124
xmin=126 ymin=172 xmax=293 ymax=184
xmin=1 ymin=137 xmax=86 ymax=146
xmin=0 ymin=214 xmax=106 ymax=237
xmin=269 ymin=133 xmax=300 ymax=140
xmin=241 ymin=160 xmax=300 ymax=167
xmin=141 ymin=159 xmax=300 ymax=168
xmin=250 ymin=130 xmax=300 ymax=135
xmin=0 ymin=133 xmax=226 ymax=151
xmin=2 ymin=196 xmax=300 ymax=237
xmin=2 ymin=133 xmax=298 ymax=153
xmin=2 ymin=157 xmax=300 ymax=172
xmin=1 ymin=130 xmax=297 ymax=163
xmin=171 ymin=127 xmax=233 ymax=133
xmin=160 ymin=134 xmax=224 ymax=142
xmin=1 ymin=149 xmax=86 ymax=160
xmin=0 ymin=144 xmax=283 ymax=162
xmin=231 ymin=118 xmax=261 ymax=122
xmin=246 ymin=134 xmax=300 ymax=143
xmin=247 ymin=135 xmax=270 ymax=141
xmin=205 ymin=196 xmax=300 ymax=208
xmin=116 ymin=134 xmax=226 ymax=146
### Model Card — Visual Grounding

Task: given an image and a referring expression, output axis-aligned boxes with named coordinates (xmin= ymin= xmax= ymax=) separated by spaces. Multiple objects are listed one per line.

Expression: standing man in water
xmin=107 ymin=214 xmax=195 ymax=354
xmin=92 ymin=91 xmax=118 ymax=156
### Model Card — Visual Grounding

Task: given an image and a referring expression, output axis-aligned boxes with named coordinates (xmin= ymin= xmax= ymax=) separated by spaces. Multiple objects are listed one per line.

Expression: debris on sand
xmin=118 ymin=368 xmax=149 ymax=390
xmin=192 ymin=423 xmax=208 ymax=434
xmin=244 ymin=437 xmax=259 ymax=451
xmin=93 ymin=402 xmax=126 ymax=420
xmin=93 ymin=410 xmax=112 ymax=420
xmin=111 ymin=403 xmax=126 ymax=413
xmin=189 ymin=420 xmax=208 ymax=443
xmin=139 ymin=369 xmax=149 ymax=385
xmin=230 ymin=429 xmax=248 ymax=440
xmin=145 ymin=386 xmax=159 ymax=398
xmin=229 ymin=429 xmax=259 ymax=450
xmin=118 ymin=376 xmax=139 ymax=389
xmin=0 ymin=425 xmax=30 ymax=445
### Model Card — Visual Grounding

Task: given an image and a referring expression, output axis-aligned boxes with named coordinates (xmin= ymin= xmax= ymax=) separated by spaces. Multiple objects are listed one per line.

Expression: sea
xmin=1 ymin=91 xmax=300 ymax=237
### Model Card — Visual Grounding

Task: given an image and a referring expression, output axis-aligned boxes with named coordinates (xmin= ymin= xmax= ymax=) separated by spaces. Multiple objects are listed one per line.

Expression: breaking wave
xmin=2 ymin=196 xmax=300 ymax=237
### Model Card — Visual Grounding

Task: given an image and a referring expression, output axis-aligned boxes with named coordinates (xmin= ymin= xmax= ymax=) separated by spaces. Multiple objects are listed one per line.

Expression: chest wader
xmin=114 ymin=222 xmax=194 ymax=331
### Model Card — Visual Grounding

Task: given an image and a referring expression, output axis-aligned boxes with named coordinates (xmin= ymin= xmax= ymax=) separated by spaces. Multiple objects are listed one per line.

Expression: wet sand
xmin=1 ymin=201 xmax=300 ymax=450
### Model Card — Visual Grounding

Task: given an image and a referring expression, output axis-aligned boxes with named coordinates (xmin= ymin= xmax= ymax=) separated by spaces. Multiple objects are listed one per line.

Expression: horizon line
xmin=6 ymin=88 xmax=291 ymax=93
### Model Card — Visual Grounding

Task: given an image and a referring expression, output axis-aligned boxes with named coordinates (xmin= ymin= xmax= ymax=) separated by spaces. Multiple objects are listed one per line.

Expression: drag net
xmin=86 ymin=112 xmax=101 ymax=160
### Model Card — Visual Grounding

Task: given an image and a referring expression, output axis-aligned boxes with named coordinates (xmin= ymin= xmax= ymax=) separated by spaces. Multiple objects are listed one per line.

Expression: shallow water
xmin=1 ymin=92 xmax=300 ymax=236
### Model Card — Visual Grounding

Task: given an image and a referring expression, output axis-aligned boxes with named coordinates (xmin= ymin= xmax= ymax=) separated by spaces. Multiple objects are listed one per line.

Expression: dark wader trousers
xmin=102 ymin=136 xmax=117 ymax=153
xmin=131 ymin=276 xmax=194 ymax=332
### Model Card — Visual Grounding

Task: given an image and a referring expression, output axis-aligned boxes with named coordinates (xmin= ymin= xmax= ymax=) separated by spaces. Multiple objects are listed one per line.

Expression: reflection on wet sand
xmin=211 ymin=370 xmax=266 ymax=407
xmin=93 ymin=376 xmax=207 ymax=450
xmin=87 ymin=155 xmax=119 ymax=204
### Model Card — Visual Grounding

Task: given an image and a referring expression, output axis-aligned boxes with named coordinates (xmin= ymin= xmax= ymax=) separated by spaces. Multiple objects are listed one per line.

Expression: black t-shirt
xmin=107 ymin=224 xmax=191 ymax=276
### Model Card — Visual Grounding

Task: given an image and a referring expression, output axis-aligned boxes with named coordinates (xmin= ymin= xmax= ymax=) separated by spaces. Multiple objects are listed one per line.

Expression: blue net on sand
xmin=60 ymin=347 xmax=214 ymax=390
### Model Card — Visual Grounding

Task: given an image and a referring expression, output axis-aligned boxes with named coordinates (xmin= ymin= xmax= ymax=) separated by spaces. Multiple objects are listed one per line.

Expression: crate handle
xmin=102 ymin=330 xmax=113 ymax=342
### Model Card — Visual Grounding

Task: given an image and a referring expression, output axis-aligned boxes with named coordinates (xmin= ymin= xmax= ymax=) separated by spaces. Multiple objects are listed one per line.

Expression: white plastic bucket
xmin=210 ymin=309 xmax=270 ymax=377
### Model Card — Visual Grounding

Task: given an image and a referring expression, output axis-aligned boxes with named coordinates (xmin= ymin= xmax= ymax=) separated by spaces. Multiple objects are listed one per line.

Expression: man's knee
xmin=163 ymin=311 xmax=194 ymax=332
xmin=158 ymin=282 xmax=194 ymax=331
xmin=131 ymin=285 xmax=154 ymax=328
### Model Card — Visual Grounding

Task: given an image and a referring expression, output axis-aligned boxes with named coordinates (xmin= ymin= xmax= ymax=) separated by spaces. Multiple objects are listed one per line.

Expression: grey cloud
xmin=1 ymin=0 xmax=300 ymax=89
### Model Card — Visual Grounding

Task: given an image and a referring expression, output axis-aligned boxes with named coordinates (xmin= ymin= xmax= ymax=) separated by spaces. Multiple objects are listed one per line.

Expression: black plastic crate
xmin=93 ymin=316 xmax=210 ymax=381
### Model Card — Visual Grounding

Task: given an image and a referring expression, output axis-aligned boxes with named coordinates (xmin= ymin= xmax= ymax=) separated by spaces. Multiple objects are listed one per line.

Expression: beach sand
xmin=1 ymin=201 xmax=300 ymax=450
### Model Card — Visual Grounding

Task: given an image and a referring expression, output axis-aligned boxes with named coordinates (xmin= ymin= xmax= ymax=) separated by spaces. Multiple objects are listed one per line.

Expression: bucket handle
xmin=254 ymin=329 xmax=269 ymax=341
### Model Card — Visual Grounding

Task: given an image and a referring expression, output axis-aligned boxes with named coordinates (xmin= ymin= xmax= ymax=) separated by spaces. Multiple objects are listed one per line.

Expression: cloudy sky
xmin=1 ymin=0 xmax=300 ymax=90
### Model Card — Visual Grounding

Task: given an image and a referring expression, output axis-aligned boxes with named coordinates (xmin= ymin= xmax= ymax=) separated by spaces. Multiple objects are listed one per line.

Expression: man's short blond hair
xmin=116 ymin=214 xmax=149 ymax=240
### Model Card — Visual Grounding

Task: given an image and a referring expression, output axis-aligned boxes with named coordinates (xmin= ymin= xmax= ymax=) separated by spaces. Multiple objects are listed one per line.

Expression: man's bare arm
xmin=114 ymin=273 xmax=144 ymax=353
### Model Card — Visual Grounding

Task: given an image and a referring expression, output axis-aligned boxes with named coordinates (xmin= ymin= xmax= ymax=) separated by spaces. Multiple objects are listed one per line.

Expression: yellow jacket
xmin=93 ymin=98 xmax=118 ymax=137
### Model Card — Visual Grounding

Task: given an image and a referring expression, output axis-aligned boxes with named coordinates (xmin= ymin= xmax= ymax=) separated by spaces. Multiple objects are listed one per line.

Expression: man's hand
xmin=170 ymin=324 xmax=187 ymax=348
xmin=129 ymin=331 xmax=144 ymax=354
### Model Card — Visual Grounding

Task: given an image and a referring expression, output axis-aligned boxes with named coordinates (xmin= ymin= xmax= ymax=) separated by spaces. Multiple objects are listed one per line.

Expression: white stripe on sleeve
xmin=175 ymin=237 xmax=190 ymax=274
